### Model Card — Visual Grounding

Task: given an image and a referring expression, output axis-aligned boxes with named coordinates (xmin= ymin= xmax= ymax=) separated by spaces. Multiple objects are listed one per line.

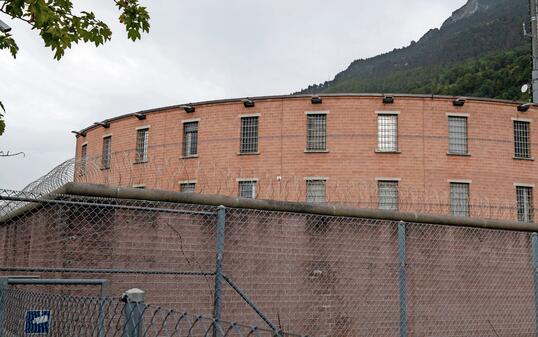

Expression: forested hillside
xmin=297 ymin=0 xmax=531 ymax=101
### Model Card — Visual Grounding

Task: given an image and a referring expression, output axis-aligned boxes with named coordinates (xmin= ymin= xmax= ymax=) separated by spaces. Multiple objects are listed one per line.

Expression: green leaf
xmin=0 ymin=31 xmax=19 ymax=58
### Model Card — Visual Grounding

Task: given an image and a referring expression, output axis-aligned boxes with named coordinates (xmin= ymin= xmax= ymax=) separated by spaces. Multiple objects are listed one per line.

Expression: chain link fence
xmin=0 ymin=288 xmax=302 ymax=337
xmin=1 ymin=186 xmax=538 ymax=336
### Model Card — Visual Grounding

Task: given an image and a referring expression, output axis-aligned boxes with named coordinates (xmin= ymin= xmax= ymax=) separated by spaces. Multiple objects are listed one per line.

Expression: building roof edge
xmin=76 ymin=93 xmax=531 ymax=135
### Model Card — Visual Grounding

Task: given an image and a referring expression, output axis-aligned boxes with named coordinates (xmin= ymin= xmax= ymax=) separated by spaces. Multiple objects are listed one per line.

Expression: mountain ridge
xmin=297 ymin=0 xmax=530 ymax=100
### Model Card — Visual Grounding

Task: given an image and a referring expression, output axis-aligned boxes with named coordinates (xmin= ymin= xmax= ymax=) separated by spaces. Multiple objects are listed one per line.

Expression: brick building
xmin=74 ymin=94 xmax=538 ymax=221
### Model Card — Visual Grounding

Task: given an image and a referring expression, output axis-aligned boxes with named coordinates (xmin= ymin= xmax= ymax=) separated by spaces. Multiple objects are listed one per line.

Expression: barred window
xmin=79 ymin=144 xmax=87 ymax=176
xmin=180 ymin=182 xmax=196 ymax=193
xmin=514 ymin=121 xmax=531 ymax=159
xmin=378 ymin=181 xmax=399 ymax=210
xmin=448 ymin=116 xmax=468 ymax=154
xmin=306 ymin=114 xmax=327 ymax=151
xmin=135 ymin=128 xmax=149 ymax=163
xmin=450 ymin=183 xmax=470 ymax=217
xmin=182 ymin=122 xmax=198 ymax=157
xmin=377 ymin=114 xmax=398 ymax=152
xmin=240 ymin=116 xmax=259 ymax=153
xmin=516 ymin=186 xmax=534 ymax=222
xmin=102 ymin=136 xmax=112 ymax=169
xmin=238 ymin=180 xmax=257 ymax=199
xmin=306 ymin=179 xmax=326 ymax=203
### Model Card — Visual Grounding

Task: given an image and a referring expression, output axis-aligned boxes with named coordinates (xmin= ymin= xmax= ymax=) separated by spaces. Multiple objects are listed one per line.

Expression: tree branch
xmin=0 ymin=151 xmax=25 ymax=157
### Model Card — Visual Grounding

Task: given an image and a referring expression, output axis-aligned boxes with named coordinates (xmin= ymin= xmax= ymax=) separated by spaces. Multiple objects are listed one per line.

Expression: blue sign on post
xmin=25 ymin=310 xmax=51 ymax=334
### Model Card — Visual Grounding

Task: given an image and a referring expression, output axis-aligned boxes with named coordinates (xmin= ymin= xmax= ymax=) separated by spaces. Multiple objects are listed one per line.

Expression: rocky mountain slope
xmin=297 ymin=0 xmax=531 ymax=100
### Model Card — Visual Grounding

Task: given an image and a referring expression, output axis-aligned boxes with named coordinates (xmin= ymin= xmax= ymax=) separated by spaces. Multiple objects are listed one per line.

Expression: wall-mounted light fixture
xmin=71 ymin=130 xmax=87 ymax=137
xmin=181 ymin=104 xmax=195 ymax=113
xmin=134 ymin=113 xmax=146 ymax=120
xmin=383 ymin=95 xmax=394 ymax=104
xmin=242 ymin=98 xmax=255 ymax=108
xmin=453 ymin=97 xmax=466 ymax=107
xmin=94 ymin=121 xmax=110 ymax=128
xmin=311 ymin=96 xmax=322 ymax=104
xmin=0 ymin=19 xmax=11 ymax=33
xmin=518 ymin=103 xmax=532 ymax=112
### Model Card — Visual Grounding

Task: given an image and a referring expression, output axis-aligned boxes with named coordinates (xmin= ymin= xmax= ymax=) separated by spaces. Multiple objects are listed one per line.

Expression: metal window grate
xmin=448 ymin=116 xmax=468 ymax=154
xmin=79 ymin=144 xmax=87 ymax=176
xmin=101 ymin=136 xmax=112 ymax=169
xmin=514 ymin=121 xmax=531 ymax=158
xmin=182 ymin=122 xmax=198 ymax=157
xmin=306 ymin=180 xmax=326 ymax=203
xmin=239 ymin=180 xmax=257 ymax=199
xmin=240 ymin=117 xmax=259 ymax=153
xmin=306 ymin=114 xmax=327 ymax=151
xmin=377 ymin=114 xmax=398 ymax=152
xmin=378 ymin=181 xmax=399 ymax=210
xmin=180 ymin=182 xmax=196 ymax=193
xmin=135 ymin=128 xmax=149 ymax=163
xmin=516 ymin=186 xmax=534 ymax=222
xmin=450 ymin=183 xmax=470 ymax=217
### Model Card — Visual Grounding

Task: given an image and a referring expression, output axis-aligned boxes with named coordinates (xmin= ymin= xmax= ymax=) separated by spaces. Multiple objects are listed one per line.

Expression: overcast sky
xmin=0 ymin=0 xmax=467 ymax=190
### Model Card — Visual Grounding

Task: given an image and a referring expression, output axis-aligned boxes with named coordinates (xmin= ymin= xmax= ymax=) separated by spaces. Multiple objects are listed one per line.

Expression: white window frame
xmin=102 ymin=135 xmax=112 ymax=169
xmin=377 ymin=180 xmax=399 ymax=211
xmin=513 ymin=118 xmax=532 ymax=159
xmin=135 ymin=127 xmax=150 ymax=163
xmin=182 ymin=120 xmax=199 ymax=158
xmin=239 ymin=114 xmax=260 ymax=154
xmin=79 ymin=143 xmax=88 ymax=176
xmin=447 ymin=113 xmax=469 ymax=155
xmin=305 ymin=111 xmax=328 ymax=152
xmin=449 ymin=181 xmax=470 ymax=217
xmin=515 ymin=184 xmax=534 ymax=222
xmin=180 ymin=180 xmax=197 ymax=193
xmin=237 ymin=178 xmax=258 ymax=199
xmin=376 ymin=112 xmax=399 ymax=152
xmin=305 ymin=177 xmax=327 ymax=203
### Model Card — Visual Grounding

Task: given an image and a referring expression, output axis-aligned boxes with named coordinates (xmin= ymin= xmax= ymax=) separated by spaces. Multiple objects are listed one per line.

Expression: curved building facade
xmin=74 ymin=94 xmax=538 ymax=221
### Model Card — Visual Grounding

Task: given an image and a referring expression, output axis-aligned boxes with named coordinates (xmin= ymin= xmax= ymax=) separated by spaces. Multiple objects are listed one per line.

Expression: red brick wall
xmin=74 ymin=95 xmax=538 ymax=218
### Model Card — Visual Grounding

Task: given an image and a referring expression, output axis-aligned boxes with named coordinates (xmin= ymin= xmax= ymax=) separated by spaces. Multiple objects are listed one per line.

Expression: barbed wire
xmin=1 ymin=288 xmax=305 ymax=337
xmin=9 ymin=142 xmax=533 ymax=222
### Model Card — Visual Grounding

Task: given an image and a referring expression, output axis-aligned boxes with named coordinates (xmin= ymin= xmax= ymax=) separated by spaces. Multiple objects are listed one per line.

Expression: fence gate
xmin=0 ymin=277 xmax=110 ymax=337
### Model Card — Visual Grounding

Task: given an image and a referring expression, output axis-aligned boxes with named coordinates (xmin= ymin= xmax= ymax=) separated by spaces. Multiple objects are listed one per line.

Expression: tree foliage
xmin=0 ymin=0 xmax=150 ymax=137
xmin=305 ymin=46 xmax=532 ymax=102
xmin=0 ymin=0 xmax=150 ymax=60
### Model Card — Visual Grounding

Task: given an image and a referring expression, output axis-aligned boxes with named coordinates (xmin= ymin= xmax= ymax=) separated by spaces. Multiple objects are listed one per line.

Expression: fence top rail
xmin=5 ymin=278 xmax=108 ymax=285
xmin=0 ymin=184 xmax=218 ymax=223
xmin=1 ymin=182 xmax=533 ymax=233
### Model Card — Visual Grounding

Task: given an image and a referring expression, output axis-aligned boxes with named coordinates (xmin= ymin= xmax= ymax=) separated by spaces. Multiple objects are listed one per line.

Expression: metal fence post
xmin=0 ymin=277 xmax=8 ymax=337
xmin=398 ymin=221 xmax=408 ymax=337
xmin=213 ymin=205 xmax=226 ymax=337
xmin=531 ymin=233 xmax=538 ymax=337
xmin=122 ymin=288 xmax=145 ymax=337
xmin=98 ymin=280 xmax=109 ymax=337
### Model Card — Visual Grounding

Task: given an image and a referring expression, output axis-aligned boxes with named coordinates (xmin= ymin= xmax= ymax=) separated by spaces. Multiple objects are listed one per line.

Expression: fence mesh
xmin=0 ymin=187 xmax=537 ymax=336
xmin=0 ymin=288 xmax=301 ymax=337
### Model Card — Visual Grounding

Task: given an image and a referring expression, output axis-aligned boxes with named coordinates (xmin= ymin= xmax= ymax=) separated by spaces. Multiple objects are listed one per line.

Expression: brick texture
xmin=73 ymin=96 xmax=538 ymax=220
